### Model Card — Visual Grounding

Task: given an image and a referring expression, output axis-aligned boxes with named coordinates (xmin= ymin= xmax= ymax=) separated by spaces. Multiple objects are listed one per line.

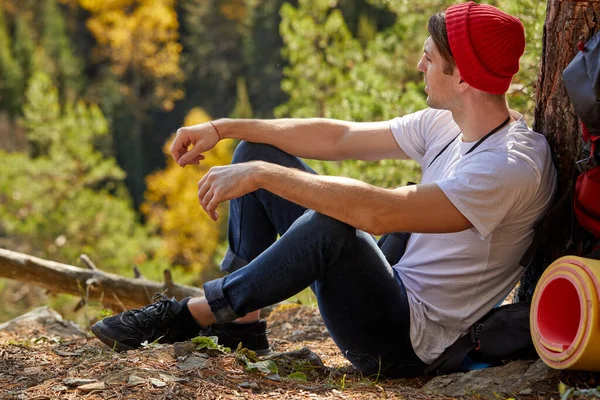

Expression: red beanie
xmin=446 ymin=2 xmax=525 ymax=94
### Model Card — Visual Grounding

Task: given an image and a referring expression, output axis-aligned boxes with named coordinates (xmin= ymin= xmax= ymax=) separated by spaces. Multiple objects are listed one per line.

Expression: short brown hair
xmin=428 ymin=11 xmax=455 ymax=75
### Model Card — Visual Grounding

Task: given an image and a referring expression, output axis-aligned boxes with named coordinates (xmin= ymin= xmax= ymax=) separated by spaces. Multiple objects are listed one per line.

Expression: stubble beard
xmin=426 ymin=96 xmax=443 ymax=110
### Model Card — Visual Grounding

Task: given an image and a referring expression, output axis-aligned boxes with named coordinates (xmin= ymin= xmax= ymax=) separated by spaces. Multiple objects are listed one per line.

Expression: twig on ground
xmin=79 ymin=254 xmax=98 ymax=271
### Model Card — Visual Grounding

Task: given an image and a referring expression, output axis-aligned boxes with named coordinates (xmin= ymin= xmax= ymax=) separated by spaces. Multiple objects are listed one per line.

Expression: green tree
xmin=180 ymin=0 xmax=246 ymax=116
xmin=276 ymin=0 xmax=422 ymax=187
xmin=12 ymin=14 xmax=38 ymax=89
xmin=40 ymin=0 xmax=85 ymax=103
xmin=231 ymin=77 xmax=254 ymax=119
xmin=0 ymin=6 xmax=24 ymax=116
xmin=0 ymin=72 xmax=161 ymax=274
xmin=276 ymin=0 xmax=364 ymax=119
xmin=242 ymin=0 xmax=287 ymax=118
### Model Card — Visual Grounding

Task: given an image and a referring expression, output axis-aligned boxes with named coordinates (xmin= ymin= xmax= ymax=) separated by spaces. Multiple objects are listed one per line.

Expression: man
xmin=92 ymin=2 xmax=556 ymax=377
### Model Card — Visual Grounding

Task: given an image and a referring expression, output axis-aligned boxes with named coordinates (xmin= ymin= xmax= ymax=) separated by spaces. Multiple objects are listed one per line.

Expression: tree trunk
xmin=519 ymin=0 xmax=600 ymax=300
xmin=0 ymin=248 xmax=204 ymax=312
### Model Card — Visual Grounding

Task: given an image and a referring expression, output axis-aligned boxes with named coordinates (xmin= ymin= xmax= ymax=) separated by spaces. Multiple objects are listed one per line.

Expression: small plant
xmin=324 ymin=373 xmax=347 ymax=390
xmin=191 ymin=336 xmax=231 ymax=354
xmin=6 ymin=339 xmax=33 ymax=348
xmin=291 ymin=359 xmax=319 ymax=373
xmin=235 ymin=343 xmax=278 ymax=375
xmin=559 ymin=382 xmax=600 ymax=399
xmin=98 ymin=309 xmax=113 ymax=319
xmin=287 ymin=371 xmax=308 ymax=382
xmin=32 ymin=336 xmax=61 ymax=345
xmin=140 ymin=335 xmax=165 ymax=350
xmin=367 ymin=357 xmax=383 ymax=384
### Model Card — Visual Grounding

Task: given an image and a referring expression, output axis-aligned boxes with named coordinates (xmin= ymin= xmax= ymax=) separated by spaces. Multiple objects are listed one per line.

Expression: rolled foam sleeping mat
xmin=531 ymin=255 xmax=600 ymax=371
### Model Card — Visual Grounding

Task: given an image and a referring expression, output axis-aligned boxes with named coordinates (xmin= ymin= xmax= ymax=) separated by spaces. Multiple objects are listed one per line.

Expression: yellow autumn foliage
xmin=142 ymin=108 xmax=235 ymax=281
xmin=78 ymin=0 xmax=184 ymax=111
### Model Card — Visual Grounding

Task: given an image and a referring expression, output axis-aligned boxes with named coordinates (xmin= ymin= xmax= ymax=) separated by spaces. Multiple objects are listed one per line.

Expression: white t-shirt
xmin=388 ymin=108 xmax=557 ymax=364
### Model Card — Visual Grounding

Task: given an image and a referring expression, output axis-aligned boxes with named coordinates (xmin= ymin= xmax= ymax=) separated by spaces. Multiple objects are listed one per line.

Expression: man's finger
xmin=206 ymin=196 xmax=220 ymax=221
xmin=198 ymin=184 xmax=212 ymax=209
xmin=178 ymin=145 xmax=204 ymax=167
xmin=185 ymin=154 xmax=206 ymax=166
xmin=170 ymin=129 xmax=192 ymax=162
xmin=201 ymin=191 xmax=213 ymax=215
xmin=171 ymin=142 xmax=188 ymax=163
xmin=198 ymin=173 xmax=209 ymax=191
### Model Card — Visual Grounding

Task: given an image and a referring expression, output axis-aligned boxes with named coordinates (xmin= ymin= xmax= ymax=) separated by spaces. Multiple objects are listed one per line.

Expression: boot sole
xmin=253 ymin=347 xmax=272 ymax=357
xmin=91 ymin=321 xmax=137 ymax=352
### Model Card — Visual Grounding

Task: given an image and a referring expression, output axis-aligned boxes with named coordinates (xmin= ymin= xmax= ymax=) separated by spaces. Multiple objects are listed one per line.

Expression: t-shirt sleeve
xmin=435 ymin=152 xmax=540 ymax=239
xmin=388 ymin=108 xmax=455 ymax=165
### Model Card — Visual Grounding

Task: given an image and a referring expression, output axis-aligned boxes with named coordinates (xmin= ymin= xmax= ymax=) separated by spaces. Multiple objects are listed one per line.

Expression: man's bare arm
xmin=212 ymin=118 xmax=409 ymax=161
xmin=199 ymin=161 xmax=471 ymax=234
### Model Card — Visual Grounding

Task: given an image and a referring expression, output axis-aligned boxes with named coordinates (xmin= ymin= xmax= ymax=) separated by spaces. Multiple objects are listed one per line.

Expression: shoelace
xmin=123 ymin=293 xmax=174 ymax=328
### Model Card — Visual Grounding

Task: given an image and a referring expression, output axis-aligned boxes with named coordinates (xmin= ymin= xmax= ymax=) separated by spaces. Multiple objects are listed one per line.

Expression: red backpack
xmin=563 ymin=31 xmax=600 ymax=254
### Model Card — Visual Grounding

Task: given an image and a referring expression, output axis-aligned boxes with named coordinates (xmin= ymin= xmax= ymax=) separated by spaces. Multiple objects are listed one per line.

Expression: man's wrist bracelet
xmin=209 ymin=121 xmax=221 ymax=141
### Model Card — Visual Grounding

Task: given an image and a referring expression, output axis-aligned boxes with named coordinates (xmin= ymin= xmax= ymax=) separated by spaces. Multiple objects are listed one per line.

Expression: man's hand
xmin=197 ymin=162 xmax=262 ymax=221
xmin=170 ymin=122 xmax=220 ymax=167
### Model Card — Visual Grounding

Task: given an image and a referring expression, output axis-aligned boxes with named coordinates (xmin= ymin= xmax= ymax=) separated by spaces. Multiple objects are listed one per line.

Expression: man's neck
xmin=452 ymin=105 xmax=513 ymax=142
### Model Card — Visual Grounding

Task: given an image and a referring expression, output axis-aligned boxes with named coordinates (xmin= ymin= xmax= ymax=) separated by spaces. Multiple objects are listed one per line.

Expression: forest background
xmin=0 ymin=0 xmax=545 ymax=325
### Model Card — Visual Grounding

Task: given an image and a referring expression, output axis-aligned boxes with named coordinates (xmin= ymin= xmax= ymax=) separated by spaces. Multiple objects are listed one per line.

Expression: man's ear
xmin=457 ymin=77 xmax=470 ymax=93
xmin=453 ymin=67 xmax=469 ymax=92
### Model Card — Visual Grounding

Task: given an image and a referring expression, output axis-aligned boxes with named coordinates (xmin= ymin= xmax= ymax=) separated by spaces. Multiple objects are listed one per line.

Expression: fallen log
xmin=0 ymin=248 xmax=204 ymax=312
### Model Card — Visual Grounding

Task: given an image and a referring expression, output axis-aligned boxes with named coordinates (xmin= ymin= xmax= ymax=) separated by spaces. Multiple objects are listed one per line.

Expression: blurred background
xmin=0 ymin=0 xmax=544 ymax=324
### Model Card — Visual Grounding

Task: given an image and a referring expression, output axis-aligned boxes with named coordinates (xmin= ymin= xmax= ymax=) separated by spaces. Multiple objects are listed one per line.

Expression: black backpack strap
xmin=423 ymin=328 xmax=477 ymax=375
xmin=519 ymin=227 xmax=539 ymax=270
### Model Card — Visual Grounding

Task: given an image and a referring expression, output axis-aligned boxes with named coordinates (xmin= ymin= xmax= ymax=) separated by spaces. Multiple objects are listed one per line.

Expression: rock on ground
xmin=423 ymin=359 xmax=560 ymax=399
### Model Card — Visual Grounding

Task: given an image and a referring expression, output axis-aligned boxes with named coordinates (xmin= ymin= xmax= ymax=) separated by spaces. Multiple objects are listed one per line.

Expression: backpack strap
xmin=423 ymin=327 xmax=477 ymax=375
xmin=519 ymin=227 xmax=539 ymax=270
xmin=576 ymin=134 xmax=600 ymax=173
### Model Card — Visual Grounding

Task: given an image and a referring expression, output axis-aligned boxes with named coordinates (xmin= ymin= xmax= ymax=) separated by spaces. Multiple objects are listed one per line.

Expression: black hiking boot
xmin=91 ymin=294 xmax=201 ymax=352
xmin=200 ymin=320 xmax=271 ymax=355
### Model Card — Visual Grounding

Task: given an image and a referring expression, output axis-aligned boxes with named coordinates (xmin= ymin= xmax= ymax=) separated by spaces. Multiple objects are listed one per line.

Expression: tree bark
xmin=535 ymin=0 xmax=599 ymax=196
xmin=519 ymin=0 xmax=600 ymax=300
xmin=0 ymin=248 xmax=204 ymax=312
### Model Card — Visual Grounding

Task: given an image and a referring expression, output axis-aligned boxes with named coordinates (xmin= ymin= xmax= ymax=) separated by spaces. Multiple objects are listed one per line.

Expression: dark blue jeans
xmin=203 ymin=141 xmax=425 ymax=377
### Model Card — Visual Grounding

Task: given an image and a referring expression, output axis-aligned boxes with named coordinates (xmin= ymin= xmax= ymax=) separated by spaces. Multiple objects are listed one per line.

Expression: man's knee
xmin=232 ymin=141 xmax=284 ymax=164
xmin=299 ymin=210 xmax=355 ymax=237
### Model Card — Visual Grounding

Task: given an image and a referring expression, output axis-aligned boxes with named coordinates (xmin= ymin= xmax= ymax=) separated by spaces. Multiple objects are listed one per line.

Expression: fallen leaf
xmin=77 ymin=382 xmax=106 ymax=392
xmin=149 ymin=378 xmax=166 ymax=388
xmin=238 ymin=381 xmax=259 ymax=390
xmin=288 ymin=371 xmax=308 ymax=382
xmin=63 ymin=378 xmax=98 ymax=387
xmin=127 ymin=375 xmax=146 ymax=386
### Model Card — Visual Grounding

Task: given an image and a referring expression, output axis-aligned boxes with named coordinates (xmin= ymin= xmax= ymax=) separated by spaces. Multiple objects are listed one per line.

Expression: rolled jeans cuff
xmin=220 ymin=247 xmax=249 ymax=274
xmin=203 ymin=277 xmax=240 ymax=324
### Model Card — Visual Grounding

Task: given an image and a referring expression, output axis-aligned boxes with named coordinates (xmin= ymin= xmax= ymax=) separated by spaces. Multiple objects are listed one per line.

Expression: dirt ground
xmin=0 ymin=303 xmax=464 ymax=400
